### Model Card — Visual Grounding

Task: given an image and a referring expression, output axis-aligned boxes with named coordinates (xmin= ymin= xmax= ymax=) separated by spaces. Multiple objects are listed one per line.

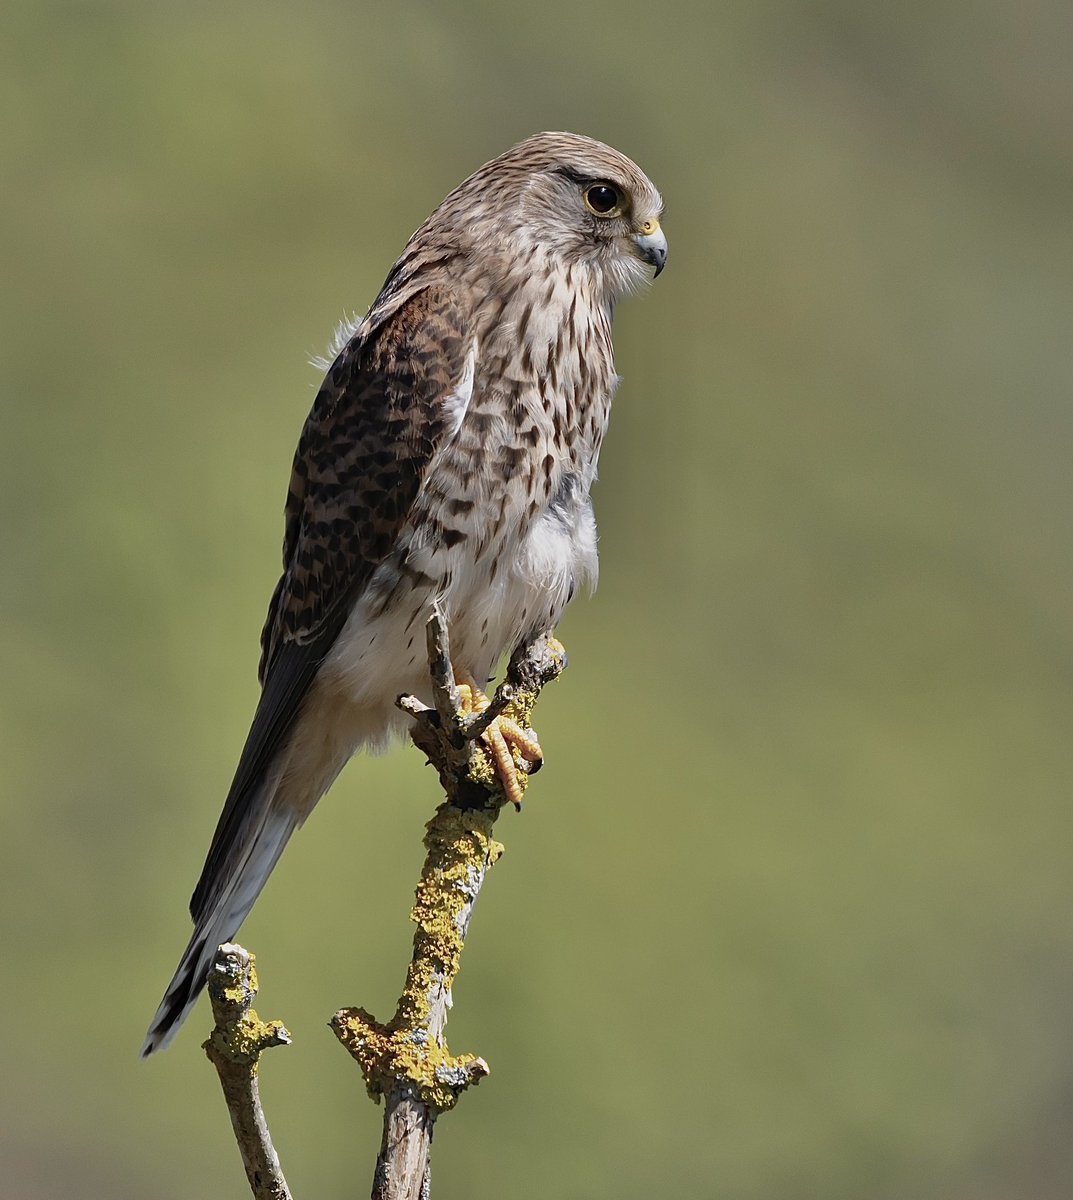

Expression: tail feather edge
xmin=140 ymin=805 xmax=297 ymax=1057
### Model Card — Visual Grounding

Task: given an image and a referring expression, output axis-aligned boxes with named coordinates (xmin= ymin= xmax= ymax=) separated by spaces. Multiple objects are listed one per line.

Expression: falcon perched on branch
xmin=143 ymin=131 xmax=667 ymax=1056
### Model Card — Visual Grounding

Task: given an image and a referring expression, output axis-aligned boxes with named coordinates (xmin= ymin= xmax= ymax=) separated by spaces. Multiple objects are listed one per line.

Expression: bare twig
xmin=203 ymin=944 xmax=293 ymax=1200
xmin=332 ymin=614 xmax=566 ymax=1200
xmin=425 ymin=602 xmax=465 ymax=741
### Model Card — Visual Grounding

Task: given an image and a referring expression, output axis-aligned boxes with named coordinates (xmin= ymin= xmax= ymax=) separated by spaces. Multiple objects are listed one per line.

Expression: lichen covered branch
xmin=203 ymin=944 xmax=293 ymax=1200
xmin=332 ymin=613 xmax=566 ymax=1200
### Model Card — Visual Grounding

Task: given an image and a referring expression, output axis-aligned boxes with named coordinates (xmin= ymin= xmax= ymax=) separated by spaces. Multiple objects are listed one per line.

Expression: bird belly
xmin=322 ymin=489 xmax=597 ymax=741
xmin=459 ymin=490 xmax=597 ymax=676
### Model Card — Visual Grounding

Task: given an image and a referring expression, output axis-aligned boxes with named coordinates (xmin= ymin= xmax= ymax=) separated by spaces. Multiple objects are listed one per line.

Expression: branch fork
xmin=331 ymin=802 xmax=500 ymax=1113
xmin=203 ymin=613 xmax=566 ymax=1200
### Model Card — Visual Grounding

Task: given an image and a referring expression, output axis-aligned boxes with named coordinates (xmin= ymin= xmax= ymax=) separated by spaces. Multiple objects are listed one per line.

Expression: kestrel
xmin=142 ymin=131 xmax=666 ymax=1056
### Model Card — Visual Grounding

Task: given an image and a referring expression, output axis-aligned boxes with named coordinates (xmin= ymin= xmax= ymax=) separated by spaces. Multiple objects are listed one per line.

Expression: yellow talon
xmin=456 ymin=673 xmax=543 ymax=809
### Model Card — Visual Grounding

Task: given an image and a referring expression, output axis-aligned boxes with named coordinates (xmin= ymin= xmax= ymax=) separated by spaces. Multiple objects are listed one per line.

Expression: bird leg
xmin=456 ymin=673 xmax=543 ymax=811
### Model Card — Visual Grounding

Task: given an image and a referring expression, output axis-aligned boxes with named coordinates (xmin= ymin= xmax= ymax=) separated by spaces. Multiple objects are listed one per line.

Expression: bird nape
xmin=141 ymin=131 xmax=666 ymax=1057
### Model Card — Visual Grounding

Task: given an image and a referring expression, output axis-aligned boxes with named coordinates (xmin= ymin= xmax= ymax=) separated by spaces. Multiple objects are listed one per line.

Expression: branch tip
xmin=203 ymin=943 xmax=293 ymax=1200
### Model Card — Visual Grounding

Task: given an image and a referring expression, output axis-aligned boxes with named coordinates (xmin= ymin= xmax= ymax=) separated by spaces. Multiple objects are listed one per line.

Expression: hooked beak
xmin=633 ymin=219 xmax=668 ymax=277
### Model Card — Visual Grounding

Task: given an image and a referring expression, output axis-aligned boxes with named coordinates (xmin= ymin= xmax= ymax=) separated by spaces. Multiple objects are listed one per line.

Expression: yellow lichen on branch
xmin=338 ymin=620 xmax=567 ymax=1199
xmin=197 ymin=623 xmax=567 ymax=1200
xmin=202 ymin=944 xmax=294 ymax=1200
xmin=406 ymin=805 xmax=503 ymax=1015
xmin=332 ymin=803 xmax=501 ymax=1111
xmin=332 ymin=1007 xmax=489 ymax=1112
xmin=203 ymin=945 xmax=292 ymax=1068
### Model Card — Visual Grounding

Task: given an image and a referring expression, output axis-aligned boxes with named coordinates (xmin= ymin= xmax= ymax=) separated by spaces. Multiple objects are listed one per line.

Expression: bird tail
xmin=140 ymin=790 xmax=298 ymax=1058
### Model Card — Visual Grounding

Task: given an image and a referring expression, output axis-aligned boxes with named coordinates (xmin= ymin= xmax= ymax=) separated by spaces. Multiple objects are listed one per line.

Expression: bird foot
xmin=397 ymin=615 xmax=566 ymax=811
xmin=457 ymin=676 xmax=542 ymax=811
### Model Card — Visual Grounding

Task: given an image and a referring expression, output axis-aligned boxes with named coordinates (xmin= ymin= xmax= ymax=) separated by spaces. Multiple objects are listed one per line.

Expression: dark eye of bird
xmin=584 ymin=184 xmax=620 ymax=215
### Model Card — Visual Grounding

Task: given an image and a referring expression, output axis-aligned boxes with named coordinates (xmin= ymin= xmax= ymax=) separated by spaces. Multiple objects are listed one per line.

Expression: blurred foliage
xmin=2 ymin=1 xmax=1072 ymax=1197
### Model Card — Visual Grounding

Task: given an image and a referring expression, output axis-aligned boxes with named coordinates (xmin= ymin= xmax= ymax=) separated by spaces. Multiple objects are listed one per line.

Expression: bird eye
xmin=584 ymin=184 xmax=620 ymax=215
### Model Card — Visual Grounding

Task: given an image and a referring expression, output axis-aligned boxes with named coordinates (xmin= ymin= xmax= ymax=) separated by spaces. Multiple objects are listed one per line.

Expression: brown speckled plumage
xmin=143 ymin=132 xmax=666 ymax=1056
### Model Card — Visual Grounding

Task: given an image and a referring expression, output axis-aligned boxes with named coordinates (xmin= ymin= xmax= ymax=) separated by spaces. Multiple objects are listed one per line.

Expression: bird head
xmin=435 ymin=131 xmax=667 ymax=301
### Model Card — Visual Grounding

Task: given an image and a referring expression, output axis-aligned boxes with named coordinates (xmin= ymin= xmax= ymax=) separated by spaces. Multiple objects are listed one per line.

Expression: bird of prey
xmin=142 ymin=131 xmax=667 ymax=1056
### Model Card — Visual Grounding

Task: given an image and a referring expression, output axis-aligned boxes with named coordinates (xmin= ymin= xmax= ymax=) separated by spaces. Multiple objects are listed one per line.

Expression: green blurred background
xmin=3 ymin=1 xmax=1072 ymax=1196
